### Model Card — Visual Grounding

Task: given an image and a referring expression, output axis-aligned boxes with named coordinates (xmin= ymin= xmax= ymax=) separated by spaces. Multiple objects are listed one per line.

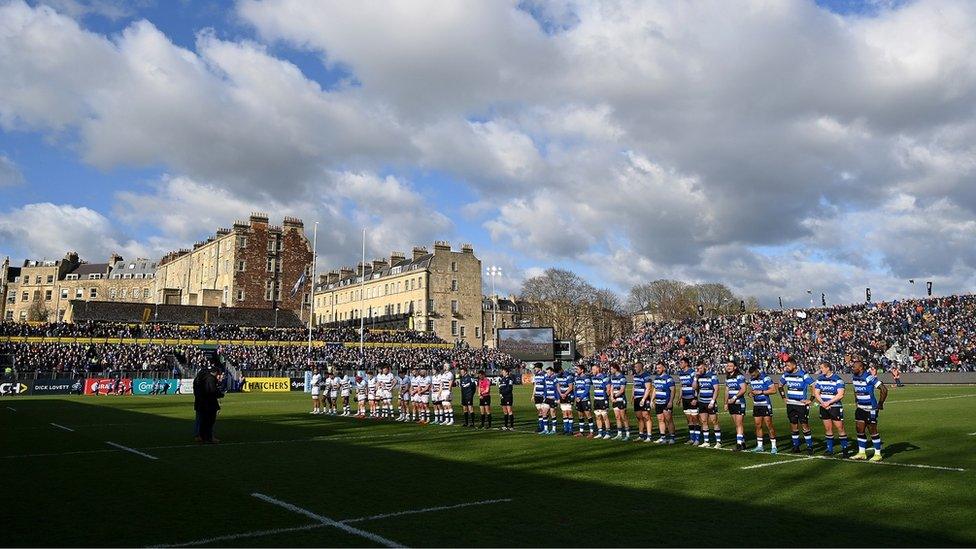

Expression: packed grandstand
xmin=1 ymin=294 xmax=973 ymax=380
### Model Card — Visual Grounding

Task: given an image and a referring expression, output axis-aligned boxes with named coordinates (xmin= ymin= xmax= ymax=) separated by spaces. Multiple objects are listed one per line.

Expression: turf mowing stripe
xmin=341 ymin=498 xmax=514 ymax=524
xmin=151 ymin=523 xmax=327 ymax=547
xmin=1 ymin=448 xmax=119 ymax=459
xmin=251 ymin=493 xmax=402 ymax=548
xmin=105 ymin=441 xmax=159 ymax=460
xmin=50 ymin=422 xmax=74 ymax=432
xmin=740 ymin=456 xmax=816 ymax=469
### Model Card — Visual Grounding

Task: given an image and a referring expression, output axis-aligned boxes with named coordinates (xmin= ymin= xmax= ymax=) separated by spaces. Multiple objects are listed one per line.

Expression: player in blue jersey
xmin=556 ymin=365 xmax=576 ymax=435
xmin=677 ymin=358 xmax=701 ymax=445
xmin=573 ymin=364 xmax=594 ymax=438
xmin=632 ymin=362 xmax=654 ymax=442
xmin=653 ymin=361 xmax=676 ymax=444
xmin=748 ymin=365 xmax=778 ymax=453
xmin=542 ymin=366 xmax=559 ymax=435
xmin=813 ymin=362 xmax=849 ymax=457
xmin=724 ymin=361 xmax=748 ymax=451
xmin=531 ymin=363 xmax=546 ymax=433
xmin=777 ymin=358 xmax=815 ymax=454
xmin=591 ymin=365 xmax=611 ymax=439
xmin=850 ymin=359 xmax=888 ymax=461
xmin=693 ymin=361 xmax=722 ymax=448
xmin=609 ymin=364 xmax=630 ymax=440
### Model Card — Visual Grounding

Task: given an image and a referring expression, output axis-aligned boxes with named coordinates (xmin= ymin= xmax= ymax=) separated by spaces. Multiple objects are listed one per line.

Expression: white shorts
xmin=367 ymin=392 xmax=376 ymax=401
xmin=341 ymin=390 xmax=350 ymax=397
xmin=330 ymin=392 xmax=338 ymax=399
xmin=560 ymin=403 xmax=572 ymax=412
xmin=380 ymin=390 xmax=392 ymax=400
xmin=311 ymin=389 xmax=320 ymax=397
xmin=357 ymin=395 xmax=366 ymax=402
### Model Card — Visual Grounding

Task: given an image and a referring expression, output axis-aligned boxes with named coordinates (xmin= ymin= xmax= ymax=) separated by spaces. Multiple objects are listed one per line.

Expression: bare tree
xmin=26 ymin=299 xmax=50 ymax=322
xmin=693 ymin=283 xmax=736 ymax=317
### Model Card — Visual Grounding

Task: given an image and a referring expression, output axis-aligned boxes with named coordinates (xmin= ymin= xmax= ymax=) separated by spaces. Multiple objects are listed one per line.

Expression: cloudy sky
xmin=1 ymin=0 xmax=974 ymax=307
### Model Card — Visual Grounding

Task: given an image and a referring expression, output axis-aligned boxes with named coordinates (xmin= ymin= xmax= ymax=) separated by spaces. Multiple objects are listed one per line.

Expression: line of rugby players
xmin=307 ymin=354 xmax=889 ymax=461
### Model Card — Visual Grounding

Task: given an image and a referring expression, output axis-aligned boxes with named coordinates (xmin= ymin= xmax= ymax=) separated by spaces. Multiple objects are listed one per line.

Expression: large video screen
xmin=497 ymin=327 xmax=555 ymax=362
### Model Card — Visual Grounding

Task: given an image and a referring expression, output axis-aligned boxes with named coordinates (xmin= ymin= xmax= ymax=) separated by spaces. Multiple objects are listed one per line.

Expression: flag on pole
xmin=291 ymin=270 xmax=307 ymax=298
xmin=927 ymin=281 xmax=933 ymax=296
xmin=909 ymin=279 xmax=915 ymax=284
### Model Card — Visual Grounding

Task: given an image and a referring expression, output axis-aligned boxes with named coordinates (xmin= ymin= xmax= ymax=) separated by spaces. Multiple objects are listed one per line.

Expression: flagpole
xmin=307 ymin=221 xmax=318 ymax=366
xmin=359 ymin=227 xmax=366 ymax=368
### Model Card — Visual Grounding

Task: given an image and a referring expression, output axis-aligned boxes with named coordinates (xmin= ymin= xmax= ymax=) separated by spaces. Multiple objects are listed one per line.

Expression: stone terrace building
xmin=313 ymin=242 xmax=483 ymax=347
xmin=3 ymin=252 xmax=80 ymax=322
xmin=155 ymin=213 xmax=313 ymax=320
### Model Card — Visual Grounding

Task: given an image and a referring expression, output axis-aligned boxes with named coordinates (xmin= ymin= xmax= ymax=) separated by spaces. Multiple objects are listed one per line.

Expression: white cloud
xmin=0 ymin=203 xmax=147 ymax=261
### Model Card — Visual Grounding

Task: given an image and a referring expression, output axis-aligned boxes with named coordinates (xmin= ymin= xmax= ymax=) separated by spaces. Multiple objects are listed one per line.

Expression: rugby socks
xmin=537 ymin=417 xmax=545 ymax=432
xmin=840 ymin=436 xmax=849 ymax=450
xmin=826 ymin=436 xmax=835 ymax=453
xmin=857 ymin=435 xmax=868 ymax=452
xmin=872 ymin=434 xmax=882 ymax=452
xmin=579 ymin=420 xmax=587 ymax=434
xmin=463 ymin=412 xmax=470 ymax=426
xmin=714 ymin=429 xmax=721 ymax=444
xmin=804 ymin=430 xmax=813 ymax=448
xmin=566 ymin=419 xmax=574 ymax=434
xmin=588 ymin=419 xmax=595 ymax=433
xmin=487 ymin=414 xmax=492 ymax=428
xmin=791 ymin=430 xmax=800 ymax=448
xmin=736 ymin=433 xmax=744 ymax=446
xmin=701 ymin=426 xmax=710 ymax=444
xmin=509 ymin=413 xmax=515 ymax=429
xmin=756 ymin=436 xmax=764 ymax=450
xmin=770 ymin=438 xmax=777 ymax=451
xmin=480 ymin=413 xmax=486 ymax=427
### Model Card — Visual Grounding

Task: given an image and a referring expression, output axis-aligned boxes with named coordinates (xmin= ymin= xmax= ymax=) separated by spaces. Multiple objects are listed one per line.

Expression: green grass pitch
xmin=3 ymin=385 xmax=976 ymax=547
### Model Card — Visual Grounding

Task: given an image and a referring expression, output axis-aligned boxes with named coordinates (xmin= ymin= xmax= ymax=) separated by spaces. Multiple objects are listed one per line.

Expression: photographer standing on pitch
xmin=193 ymin=365 xmax=224 ymax=444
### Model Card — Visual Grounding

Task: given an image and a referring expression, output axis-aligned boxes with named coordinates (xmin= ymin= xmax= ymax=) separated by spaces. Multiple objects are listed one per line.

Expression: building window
xmin=475 ymin=327 xmax=481 ymax=338
xmin=460 ymin=326 xmax=465 ymax=337
xmin=123 ymin=273 xmax=132 ymax=279
xmin=4 ymin=311 xmax=11 ymax=320
xmin=238 ymin=236 xmax=248 ymax=249
xmin=46 ymin=275 xmax=54 ymax=283
xmin=75 ymin=288 xmax=83 ymax=299
xmin=45 ymin=290 xmax=52 ymax=301
xmin=143 ymin=288 xmax=150 ymax=299
xmin=60 ymin=288 xmax=68 ymax=299
xmin=89 ymin=274 xmax=101 ymax=280
xmin=426 ymin=320 xmax=435 ymax=332
xmin=266 ymin=257 xmax=275 ymax=272
xmin=237 ymin=260 xmax=246 ymax=272
xmin=451 ymin=320 xmax=458 ymax=336
xmin=451 ymin=279 xmax=458 ymax=291
xmin=418 ymin=277 xmax=423 ymax=288
xmin=427 ymin=299 xmax=434 ymax=312
xmin=90 ymin=288 xmax=97 ymax=299
xmin=19 ymin=311 xmax=27 ymax=321
xmin=66 ymin=274 xmax=78 ymax=280
xmin=34 ymin=275 xmax=40 ymax=284
xmin=21 ymin=292 xmax=28 ymax=302
xmin=110 ymin=289 xmax=117 ymax=299
xmin=237 ymin=289 xmax=245 ymax=301
xmin=451 ymin=300 xmax=459 ymax=314
xmin=267 ymin=239 xmax=276 ymax=252
xmin=265 ymin=280 xmax=274 ymax=301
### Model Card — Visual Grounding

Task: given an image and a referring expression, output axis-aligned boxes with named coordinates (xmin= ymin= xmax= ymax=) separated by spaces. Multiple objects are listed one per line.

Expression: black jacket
xmin=193 ymin=370 xmax=223 ymax=413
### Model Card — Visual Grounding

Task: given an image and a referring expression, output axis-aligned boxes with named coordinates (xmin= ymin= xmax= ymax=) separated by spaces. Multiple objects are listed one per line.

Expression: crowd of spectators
xmin=0 ymin=321 xmax=444 ymax=344
xmin=0 ymin=342 xmax=207 ymax=377
xmin=582 ymin=295 xmax=976 ymax=373
xmin=218 ymin=344 xmax=521 ymax=374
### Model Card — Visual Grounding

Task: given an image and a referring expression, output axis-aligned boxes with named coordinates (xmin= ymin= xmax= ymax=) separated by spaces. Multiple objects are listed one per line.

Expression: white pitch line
xmin=151 ymin=523 xmax=326 ymax=548
xmin=251 ymin=493 xmax=402 ymax=548
xmin=738 ymin=451 xmax=965 ymax=472
xmin=50 ymin=422 xmax=74 ymax=432
xmin=740 ymin=456 xmax=816 ymax=469
xmin=5 ymin=406 xmax=15 ymax=412
xmin=105 ymin=441 xmax=158 ymax=461
xmin=887 ymin=394 xmax=976 ymax=404
xmin=341 ymin=498 xmax=513 ymax=524
xmin=151 ymin=497 xmax=512 ymax=547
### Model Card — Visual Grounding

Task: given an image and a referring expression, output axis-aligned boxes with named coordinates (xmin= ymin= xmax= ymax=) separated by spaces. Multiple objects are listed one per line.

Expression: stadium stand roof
xmin=66 ymin=300 xmax=303 ymax=327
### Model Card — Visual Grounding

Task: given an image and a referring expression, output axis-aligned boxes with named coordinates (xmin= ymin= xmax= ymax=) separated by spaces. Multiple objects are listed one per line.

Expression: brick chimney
xmin=372 ymin=259 xmax=388 ymax=272
xmin=339 ymin=267 xmax=353 ymax=280
xmin=412 ymin=246 xmax=429 ymax=260
xmin=461 ymin=243 xmax=474 ymax=254
xmin=390 ymin=251 xmax=405 ymax=265
xmin=327 ymin=270 xmax=340 ymax=284
xmin=433 ymin=241 xmax=451 ymax=253
xmin=249 ymin=212 xmax=269 ymax=227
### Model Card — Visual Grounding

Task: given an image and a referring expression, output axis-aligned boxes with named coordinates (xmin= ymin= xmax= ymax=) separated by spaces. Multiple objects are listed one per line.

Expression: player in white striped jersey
xmin=366 ymin=372 xmax=378 ymax=418
xmin=377 ymin=367 xmax=395 ymax=419
xmin=431 ymin=370 xmax=444 ymax=424
xmin=440 ymin=364 xmax=455 ymax=425
xmin=413 ymin=369 xmax=431 ymax=424
xmin=338 ymin=372 xmax=352 ymax=416
xmin=397 ymin=371 xmax=411 ymax=421
xmin=355 ymin=375 xmax=368 ymax=418
xmin=327 ymin=371 xmax=339 ymax=414
xmin=309 ymin=367 xmax=323 ymax=415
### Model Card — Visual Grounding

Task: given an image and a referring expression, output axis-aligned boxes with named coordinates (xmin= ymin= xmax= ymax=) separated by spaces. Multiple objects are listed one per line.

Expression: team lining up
xmin=306 ymin=356 xmax=889 ymax=461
